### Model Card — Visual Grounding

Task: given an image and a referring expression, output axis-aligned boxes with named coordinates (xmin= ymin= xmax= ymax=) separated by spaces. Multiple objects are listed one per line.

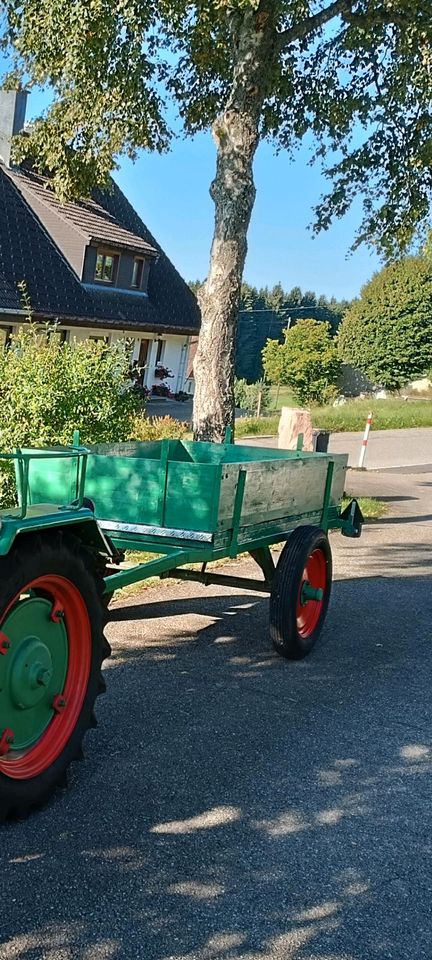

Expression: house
xmin=0 ymin=90 xmax=200 ymax=393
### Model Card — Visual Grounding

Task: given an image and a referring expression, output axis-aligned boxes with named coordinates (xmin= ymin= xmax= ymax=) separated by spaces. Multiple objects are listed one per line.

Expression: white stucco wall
xmin=0 ymin=322 xmax=193 ymax=394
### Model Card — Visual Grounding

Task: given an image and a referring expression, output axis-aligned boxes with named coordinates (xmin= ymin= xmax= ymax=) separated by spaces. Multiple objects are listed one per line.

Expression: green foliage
xmin=129 ymin=415 xmax=188 ymax=441
xmin=234 ymin=378 xmax=270 ymax=413
xmin=0 ymin=325 xmax=139 ymax=450
xmin=312 ymin=398 xmax=432 ymax=433
xmin=235 ymin=415 xmax=280 ymax=438
xmin=231 ymin=282 xmax=350 ymax=384
xmin=2 ymin=1 xmax=431 ymax=252
xmin=0 ymin=328 xmax=191 ymax=507
xmin=0 ymin=325 xmax=141 ymax=507
xmin=263 ymin=319 xmax=341 ymax=405
xmin=260 ymin=341 xmax=285 ymax=387
xmin=338 ymin=257 xmax=432 ymax=389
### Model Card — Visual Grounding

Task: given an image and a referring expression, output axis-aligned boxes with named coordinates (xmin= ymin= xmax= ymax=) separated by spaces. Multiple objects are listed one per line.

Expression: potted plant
xmin=155 ymin=363 xmax=174 ymax=380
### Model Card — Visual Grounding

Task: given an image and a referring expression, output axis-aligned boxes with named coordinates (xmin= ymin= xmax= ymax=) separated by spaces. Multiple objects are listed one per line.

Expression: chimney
xmin=0 ymin=89 xmax=28 ymax=168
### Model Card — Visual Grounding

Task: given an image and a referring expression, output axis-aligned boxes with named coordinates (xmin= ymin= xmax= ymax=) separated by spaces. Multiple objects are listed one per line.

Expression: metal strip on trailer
xmin=99 ymin=519 xmax=214 ymax=543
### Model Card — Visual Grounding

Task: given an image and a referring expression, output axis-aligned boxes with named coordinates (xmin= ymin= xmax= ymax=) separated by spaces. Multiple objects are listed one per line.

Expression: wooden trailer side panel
xmin=218 ymin=455 xmax=347 ymax=531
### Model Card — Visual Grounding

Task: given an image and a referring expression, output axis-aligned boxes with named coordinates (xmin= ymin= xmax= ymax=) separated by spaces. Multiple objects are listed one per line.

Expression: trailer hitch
xmin=340 ymin=499 xmax=364 ymax=539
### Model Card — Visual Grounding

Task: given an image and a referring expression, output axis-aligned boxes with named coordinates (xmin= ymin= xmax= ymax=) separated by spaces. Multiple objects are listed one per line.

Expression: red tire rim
xmin=0 ymin=575 xmax=91 ymax=780
xmin=296 ymin=548 xmax=327 ymax=639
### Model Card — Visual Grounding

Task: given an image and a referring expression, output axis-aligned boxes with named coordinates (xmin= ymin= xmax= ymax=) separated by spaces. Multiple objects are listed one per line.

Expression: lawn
xmin=237 ymin=398 xmax=432 ymax=437
xmin=341 ymin=496 xmax=387 ymax=521
xmin=267 ymin=384 xmax=296 ymax=410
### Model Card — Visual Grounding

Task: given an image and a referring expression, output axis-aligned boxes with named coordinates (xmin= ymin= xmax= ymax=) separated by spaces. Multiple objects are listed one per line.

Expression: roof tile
xmin=0 ymin=164 xmax=200 ymax=335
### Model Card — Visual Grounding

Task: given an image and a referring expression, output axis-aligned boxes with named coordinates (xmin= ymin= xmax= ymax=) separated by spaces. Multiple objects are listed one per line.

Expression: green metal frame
xmin=0 ymin=442 xmax=362 ymax=596
xmin=0 ymin=447 xmax=107 ymax=557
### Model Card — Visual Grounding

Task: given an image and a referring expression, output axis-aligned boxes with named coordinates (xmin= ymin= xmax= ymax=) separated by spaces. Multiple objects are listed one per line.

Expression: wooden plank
xmin=218 ymin=455 xmax=347 ymax=529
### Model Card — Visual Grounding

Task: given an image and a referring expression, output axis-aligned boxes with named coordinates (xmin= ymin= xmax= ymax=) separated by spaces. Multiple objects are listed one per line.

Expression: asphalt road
xmin=1 ymin=470 xmax=431 ymax=960
xmin=239 ymin=427 xmax=432 ymax=472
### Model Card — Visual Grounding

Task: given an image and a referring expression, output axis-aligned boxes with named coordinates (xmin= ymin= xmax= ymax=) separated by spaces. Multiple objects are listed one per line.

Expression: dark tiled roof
xmin=92 ymin=181 xmax=201 ymax=333
xmin=0 ymin=164 xmax=200 ymax=335
xmin=9 ymin=169 xmax=158 ymax=256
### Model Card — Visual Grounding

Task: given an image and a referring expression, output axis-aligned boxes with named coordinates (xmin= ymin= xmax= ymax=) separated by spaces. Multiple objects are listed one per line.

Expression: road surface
xmin=239 ymin=427 xmax=432 ymax=472
xmin=1 ymin=469 xmax=431 ymax=960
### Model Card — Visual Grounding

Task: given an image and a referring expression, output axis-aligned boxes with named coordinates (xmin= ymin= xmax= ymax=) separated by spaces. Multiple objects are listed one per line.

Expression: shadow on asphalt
xmin=375 ymin=495 xmax=418 ymax=502
xmin=1 ymin=576 xmax=432 ymax=960
xmin=374 ymin=513 xmax=432 ymax=524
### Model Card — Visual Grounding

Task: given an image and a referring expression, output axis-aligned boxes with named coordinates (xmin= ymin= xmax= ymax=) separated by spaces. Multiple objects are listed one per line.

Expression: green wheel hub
xmin=0 ymin=597 xmax=68 ymax=750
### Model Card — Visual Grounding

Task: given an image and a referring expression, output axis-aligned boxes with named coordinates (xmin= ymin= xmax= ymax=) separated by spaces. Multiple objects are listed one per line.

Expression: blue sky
xmin=7 ymin=80 xmax=380 ymax=301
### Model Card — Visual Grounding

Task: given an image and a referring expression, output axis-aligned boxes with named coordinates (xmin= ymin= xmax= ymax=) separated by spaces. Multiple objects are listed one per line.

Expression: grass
xmin=267 ymin=385 xmax=296 ymax=410
xmin=312 ymin=398 xmax=432 ymax=432
xmin=236 ymin=398 xmax=432 ymax=437
xmin=342 ymin=496 xmax=387 ymax=521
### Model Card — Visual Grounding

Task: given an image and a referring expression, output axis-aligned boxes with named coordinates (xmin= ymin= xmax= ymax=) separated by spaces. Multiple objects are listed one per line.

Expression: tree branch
xmin=277 ymin=0 xmax=415 ymax=52
xmin=276 ymin=0 xmax=351 ymax=51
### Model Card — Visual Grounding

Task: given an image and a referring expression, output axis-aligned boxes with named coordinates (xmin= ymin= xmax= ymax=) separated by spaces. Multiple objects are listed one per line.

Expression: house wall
xmin=0 ymin=320 xmax=192 ymax=395
xmin=339 ymin=363 xmax=376 ymax=396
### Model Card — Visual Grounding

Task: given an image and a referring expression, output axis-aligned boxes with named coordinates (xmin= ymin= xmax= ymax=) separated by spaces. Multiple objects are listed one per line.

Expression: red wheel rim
xmin=0 ymin=575 xmax=91 ymax=780
xmin=296 ymin=548 xmax=327 ymax=639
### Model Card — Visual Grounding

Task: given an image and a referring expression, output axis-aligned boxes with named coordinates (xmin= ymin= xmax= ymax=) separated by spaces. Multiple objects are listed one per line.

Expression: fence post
xmin=256 ymin=389 xmax=263 ymax=418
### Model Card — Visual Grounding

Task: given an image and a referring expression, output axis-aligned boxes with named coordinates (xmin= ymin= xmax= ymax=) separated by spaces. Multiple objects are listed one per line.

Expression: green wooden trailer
xmin=0 ymin=438 xmax=362 ymax=819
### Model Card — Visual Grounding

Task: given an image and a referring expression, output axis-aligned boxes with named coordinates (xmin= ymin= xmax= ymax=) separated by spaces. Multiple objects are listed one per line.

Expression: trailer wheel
xmin=0 ymin=532 xmax=110 ymax=820
xmin=270 ymin=526 xmax=332 ymax=660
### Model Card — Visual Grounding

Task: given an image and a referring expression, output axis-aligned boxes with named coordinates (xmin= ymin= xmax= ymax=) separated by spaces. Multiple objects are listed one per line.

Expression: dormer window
xmin=131 ymin=257 xmax=144 ymax=290
xmin=94 ymin=250 xmax=119 ymax=283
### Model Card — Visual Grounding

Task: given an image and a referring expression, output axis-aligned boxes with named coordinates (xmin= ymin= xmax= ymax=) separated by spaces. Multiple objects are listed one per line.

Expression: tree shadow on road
xmin=1 ymin=574 xmax=432 ymax=960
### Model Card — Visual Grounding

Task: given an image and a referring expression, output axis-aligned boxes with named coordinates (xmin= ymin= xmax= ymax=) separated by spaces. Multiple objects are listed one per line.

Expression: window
xmin=47 ymin=328 xmax=68 ymax=343
xmin=0 ymin=326 xmax=13 ymax=349
xmin=131 ymin=257 xmax=144 ymax=289
xmin=94 ymin=251 xmax=119 ymax=283
xmin=156 ymin=339 xmax=165 ymax=364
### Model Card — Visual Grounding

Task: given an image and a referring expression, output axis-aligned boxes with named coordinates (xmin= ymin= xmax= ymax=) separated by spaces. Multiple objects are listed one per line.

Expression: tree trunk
xmin=193 ymin=5 xmax=277 ymax=442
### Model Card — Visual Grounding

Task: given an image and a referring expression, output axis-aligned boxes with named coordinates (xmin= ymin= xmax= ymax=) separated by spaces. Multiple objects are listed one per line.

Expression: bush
xmin=129 ymin=415 xmax=188 ymax=441
xmin=234 ymin=378 xmax=270 ymax=413
xmin=338 ymin=257 xmax=432 ymax=389
xmin=0 ymin=325 xmax=139 ymax=449
xmin=262 ymin=319 xmax=341 ymax=405
xmin=0 ymin=325 xmax=140 ymax=507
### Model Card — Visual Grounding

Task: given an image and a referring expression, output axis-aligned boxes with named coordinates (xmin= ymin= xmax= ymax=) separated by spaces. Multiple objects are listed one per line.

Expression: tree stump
xmin=278 ymin=407 xmax=313 ymax=452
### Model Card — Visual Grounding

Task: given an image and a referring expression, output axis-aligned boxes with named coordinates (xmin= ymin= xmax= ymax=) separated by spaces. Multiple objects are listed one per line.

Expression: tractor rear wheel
xmin=0 ymin=532 xmax=110 ymax=820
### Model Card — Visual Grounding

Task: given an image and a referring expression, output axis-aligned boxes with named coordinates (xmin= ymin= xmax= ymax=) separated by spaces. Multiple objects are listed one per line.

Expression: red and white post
xmin=358 ymin=411 xmax=373 ymax=468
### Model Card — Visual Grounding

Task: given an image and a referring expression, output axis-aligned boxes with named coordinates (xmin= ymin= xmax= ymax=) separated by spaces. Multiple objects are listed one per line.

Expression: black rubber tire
xmin=270 ymin=526 xmax=332 ymax=660
xmin=0 ymin=531 xmax=110 ymax=821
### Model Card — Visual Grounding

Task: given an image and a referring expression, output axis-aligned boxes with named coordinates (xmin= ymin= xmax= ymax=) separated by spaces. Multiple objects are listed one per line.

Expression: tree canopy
xmin=338 ymin=257 xmax=432 ymax=389
xmin=2 ymin=0 xmax=432 ymax=438
xmin=263 ymin=318 xmax=341 ymax=404
xmin=1 ymin=1 xmax=431 ymax=255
